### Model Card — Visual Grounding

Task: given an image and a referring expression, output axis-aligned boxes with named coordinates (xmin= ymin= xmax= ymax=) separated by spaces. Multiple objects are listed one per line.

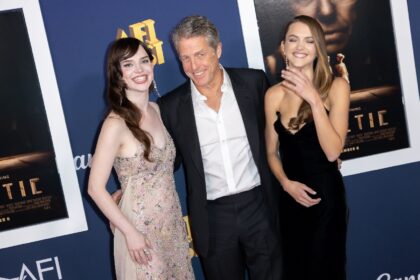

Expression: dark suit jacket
xmin=157 ymin=68 xmax=280 ymax=257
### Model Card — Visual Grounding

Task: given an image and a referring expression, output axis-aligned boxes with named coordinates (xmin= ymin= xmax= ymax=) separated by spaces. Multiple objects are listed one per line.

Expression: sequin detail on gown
xmin=113 ymin=128 xmax=194 ymax=280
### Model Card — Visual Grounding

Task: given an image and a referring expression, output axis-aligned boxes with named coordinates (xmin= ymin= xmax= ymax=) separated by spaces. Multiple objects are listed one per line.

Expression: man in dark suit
xmin=157 ymin=15 xmax=282 ymax=279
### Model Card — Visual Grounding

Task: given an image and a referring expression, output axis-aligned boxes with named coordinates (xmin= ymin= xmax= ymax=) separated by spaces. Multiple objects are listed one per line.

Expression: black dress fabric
xmin=274 ymin=112 xmax=347 ymax=280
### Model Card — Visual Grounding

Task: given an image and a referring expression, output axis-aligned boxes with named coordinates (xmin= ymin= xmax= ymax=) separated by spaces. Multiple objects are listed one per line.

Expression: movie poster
xmin=252 ymin=0 xmax=409 ymax=160
xmin=0 ymin=9 xmax=68 ymax=231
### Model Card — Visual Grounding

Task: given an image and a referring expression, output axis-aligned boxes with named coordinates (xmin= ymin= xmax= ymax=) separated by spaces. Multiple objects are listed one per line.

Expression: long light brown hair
xmin=106 ymin=37 xmax=154 ymax=160
xmin=284 ymin=15 xmax=334 ymax=130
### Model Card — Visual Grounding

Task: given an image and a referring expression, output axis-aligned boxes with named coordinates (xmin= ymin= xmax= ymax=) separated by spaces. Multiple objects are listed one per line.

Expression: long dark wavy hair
xmin=106 ymin=37 xmax=154 ymax=160
xmin=283 ymin=15 xmax=334 ymax=130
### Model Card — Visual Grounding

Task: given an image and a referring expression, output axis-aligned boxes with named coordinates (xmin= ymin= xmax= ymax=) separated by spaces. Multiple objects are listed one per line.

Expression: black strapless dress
xmin=274 ymin=113 xmax=347 ymax=280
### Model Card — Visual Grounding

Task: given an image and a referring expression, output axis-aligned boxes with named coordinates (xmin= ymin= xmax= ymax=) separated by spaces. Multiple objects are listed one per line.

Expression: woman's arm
xmin=265 ymin=86 xmax=287 ymax=186
xmin=87 ymin=117 xmax=152 ymax=265
xmin=282 ymin=68 xmax=350 ymax=161
xmin=265 ymin=86 xmax=321 ymax=207
xmin=312 ymin=78 xmax=350 ymax=161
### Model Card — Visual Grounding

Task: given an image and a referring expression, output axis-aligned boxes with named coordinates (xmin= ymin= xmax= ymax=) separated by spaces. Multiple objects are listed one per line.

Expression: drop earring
xmin=152 ymin=80 xmax=161 ymax=98
xmin=327 ymin=56 xmax=333 ymax=74
xmin=284 ymin=53 xmax=289 ymax=69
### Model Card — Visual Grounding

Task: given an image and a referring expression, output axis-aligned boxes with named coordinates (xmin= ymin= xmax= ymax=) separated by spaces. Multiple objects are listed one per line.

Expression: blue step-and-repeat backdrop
xmin=0 ymin=0 xmax=420 ymax=279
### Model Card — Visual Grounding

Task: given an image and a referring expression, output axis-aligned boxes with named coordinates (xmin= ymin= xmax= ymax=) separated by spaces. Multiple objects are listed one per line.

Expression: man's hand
xmin=110 ymin=189 xmax=122 ymax=233
xmin=111 ymin=189 xmax=123 ymax=204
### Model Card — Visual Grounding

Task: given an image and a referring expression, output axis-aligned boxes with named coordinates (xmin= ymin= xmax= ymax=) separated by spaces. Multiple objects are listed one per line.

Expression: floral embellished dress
xmin=113 ymin=128 xmax=194 ymax=280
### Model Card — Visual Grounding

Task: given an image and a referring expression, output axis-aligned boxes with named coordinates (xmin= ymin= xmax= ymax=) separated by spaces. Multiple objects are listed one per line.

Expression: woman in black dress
xmin=265 ymin=15 xmax=350 ymax=280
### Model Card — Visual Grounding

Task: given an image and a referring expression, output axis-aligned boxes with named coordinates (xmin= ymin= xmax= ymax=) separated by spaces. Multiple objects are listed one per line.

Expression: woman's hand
xmin=125 ymin=229 xmax=153 ymax=265
xmin=283 ymin=180 xmax=321 ymax=207
xmin=281 ymin=68 xmax=320 ymax=106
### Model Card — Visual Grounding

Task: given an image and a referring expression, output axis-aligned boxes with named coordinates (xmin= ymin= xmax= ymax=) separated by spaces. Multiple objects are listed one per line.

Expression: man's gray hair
xmin=171 ymin=15 xmax=220 ymax=51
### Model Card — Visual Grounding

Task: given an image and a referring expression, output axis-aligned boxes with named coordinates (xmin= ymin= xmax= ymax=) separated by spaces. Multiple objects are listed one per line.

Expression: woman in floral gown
xmin=88 ymin=37 xmax=194 ymax=279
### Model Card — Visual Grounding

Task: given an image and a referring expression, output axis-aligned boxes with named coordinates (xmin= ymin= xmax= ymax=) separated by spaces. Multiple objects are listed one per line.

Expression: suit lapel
xmin=227 ymin=69 xmax=261 ymax=165
xmin=177 ymin=85 xmax=205 ymax=179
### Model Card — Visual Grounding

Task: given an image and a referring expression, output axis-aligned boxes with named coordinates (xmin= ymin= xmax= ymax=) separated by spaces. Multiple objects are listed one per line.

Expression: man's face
xmin=177 ymin=36 xmax=222 ymax=90
xmin=290 ymin=0 xmax=357 ymax=53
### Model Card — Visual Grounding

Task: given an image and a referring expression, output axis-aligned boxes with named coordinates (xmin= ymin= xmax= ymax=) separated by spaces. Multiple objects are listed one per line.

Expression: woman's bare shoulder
xmin=102 ymin=112 xmax=127 ymax=134
xmin=327 ymin=77 xmax=350 ymax=108
xmin=266 ymin=82 xmax=287 ymax=101
xmin=149 ymin=101 xmax=160 ymax=114
xmin=331 ymin=77 xmax=350 ymax=93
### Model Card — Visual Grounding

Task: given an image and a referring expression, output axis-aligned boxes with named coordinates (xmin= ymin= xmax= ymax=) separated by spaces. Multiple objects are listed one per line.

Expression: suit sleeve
xmin=260 ymin=70 xmax=270 ymax=97
xmin=157 ymin=97 xmax=183 ymax=171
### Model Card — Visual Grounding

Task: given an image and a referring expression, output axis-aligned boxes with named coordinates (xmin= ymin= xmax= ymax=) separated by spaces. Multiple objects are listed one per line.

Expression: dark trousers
xmin=201 ymin=187 xmax=283 ymax=280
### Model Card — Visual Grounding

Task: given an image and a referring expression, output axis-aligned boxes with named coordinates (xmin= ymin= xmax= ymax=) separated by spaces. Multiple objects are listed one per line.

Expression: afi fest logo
xmin=0 ymin=256 xmax=62 ymax=280
xmin=116 ymin=19 xmax=164 ymax=65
